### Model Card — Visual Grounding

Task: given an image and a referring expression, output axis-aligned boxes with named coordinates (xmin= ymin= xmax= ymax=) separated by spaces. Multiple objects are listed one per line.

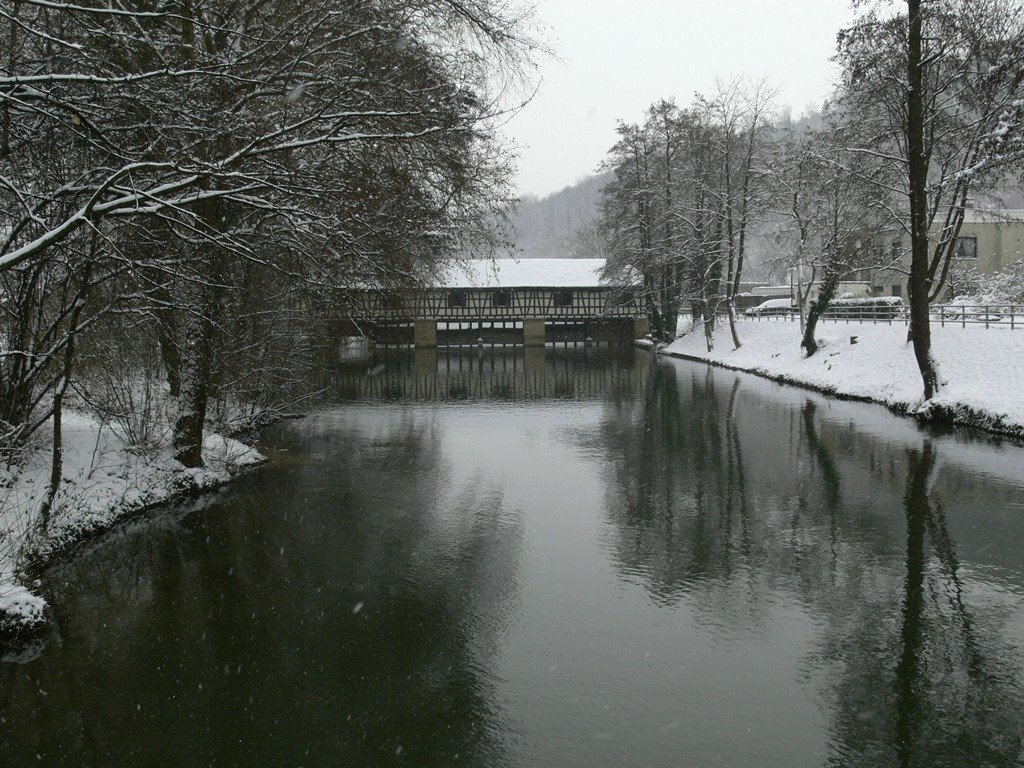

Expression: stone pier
xmin=523 ymin=319 xmax=546 ymax=347
xmin=414 ymin=320 xmax=437 ymax=348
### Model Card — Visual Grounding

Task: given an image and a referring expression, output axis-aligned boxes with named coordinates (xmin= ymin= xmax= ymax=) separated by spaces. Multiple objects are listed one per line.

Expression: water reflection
xmin=0 ymin=410 xmax=524 ymax=766
xmin=599 ymin=359 xmax=1024 ymax=766
xmin=326 ymin=345 xmax=646 ymax=402
xmin=1 ymin=350 xmax=1023 ymax=767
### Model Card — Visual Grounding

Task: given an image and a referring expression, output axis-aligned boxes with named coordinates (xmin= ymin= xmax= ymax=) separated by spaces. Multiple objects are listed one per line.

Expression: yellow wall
xmin=868 ymin=214 xmax=1024 ymax=298
xmin=958 ymin=218 xmax=1024 ymax=274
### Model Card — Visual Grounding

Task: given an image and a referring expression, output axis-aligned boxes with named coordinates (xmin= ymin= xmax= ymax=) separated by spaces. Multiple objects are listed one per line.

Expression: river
xmin=2 ymin=347 xmax=1024 ymax=767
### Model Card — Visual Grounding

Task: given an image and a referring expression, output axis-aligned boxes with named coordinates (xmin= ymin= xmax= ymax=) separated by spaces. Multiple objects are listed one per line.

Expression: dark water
xmin=3 ymin=347 xmax=1024 ymax=767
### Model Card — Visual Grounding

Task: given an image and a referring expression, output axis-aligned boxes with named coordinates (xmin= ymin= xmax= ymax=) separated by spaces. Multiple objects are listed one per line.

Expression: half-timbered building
xmin=348 ymin=259 xmax=647 ymax=346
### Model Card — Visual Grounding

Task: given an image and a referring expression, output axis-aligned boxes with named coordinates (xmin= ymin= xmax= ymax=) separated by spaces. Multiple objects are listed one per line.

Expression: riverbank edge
xmin=0 ymin=428 xmax=267 ymax=641
xmin=636 ymin=339 xmax=1024 ymax=441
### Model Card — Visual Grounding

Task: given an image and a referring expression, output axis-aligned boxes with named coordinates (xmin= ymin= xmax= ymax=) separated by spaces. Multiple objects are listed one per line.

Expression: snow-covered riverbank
xmin=642 ymin=320 xmax=1024 ymax=439
xmin=1 ymin=411 xmax=263 ymax=635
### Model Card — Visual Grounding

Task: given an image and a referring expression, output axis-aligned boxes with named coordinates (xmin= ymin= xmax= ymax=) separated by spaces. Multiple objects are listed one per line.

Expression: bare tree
xmin=1 ymin=0 xmax=539 ymax=467
xmin=838 ymin=0 xmax=1024 ymax=398
xmin=700 ymin=78 xmax=778 ymax=350
xmin=770 ymin=109 xmax=889 ymax=356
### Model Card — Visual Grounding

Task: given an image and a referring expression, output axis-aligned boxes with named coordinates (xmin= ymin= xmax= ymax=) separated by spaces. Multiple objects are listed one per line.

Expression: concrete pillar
xmin=414 ymin=320 xmax=437 ymax=348
xmin=633 ymin=316 xmax=650 ymax=340
xmin=523 ymin=345 xmax=546 ymax=375
xmin=414 ymin=346 xmax=438 ymax=376
xmin=523 ymin=318 xmax=546 ymax=347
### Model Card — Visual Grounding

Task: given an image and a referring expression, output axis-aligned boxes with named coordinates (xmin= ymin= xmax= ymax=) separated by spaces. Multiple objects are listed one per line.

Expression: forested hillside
xmin=511 ymin=173 xmax=610 ymax=258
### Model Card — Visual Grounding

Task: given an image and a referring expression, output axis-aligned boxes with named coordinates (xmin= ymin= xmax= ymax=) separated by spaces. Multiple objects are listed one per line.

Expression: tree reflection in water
xmin=0 ymin=411 xmax=523 ymax=767
xmin=2 ymin=350 xmax=1022 ymax=768
xmin=600 ymin=359 xmax=1024 ymax=766
xmin=887 ymin=441 xmax=1022 ymax=767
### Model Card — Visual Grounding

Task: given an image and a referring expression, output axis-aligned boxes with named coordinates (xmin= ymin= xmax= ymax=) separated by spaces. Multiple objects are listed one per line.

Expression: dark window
xmin=553 ymin=289 xmax=574 ymax=307
xmin=616 ymin=290 xmax=635 ymax=307
xmin=892 ymin=283 xmax=902 ymax=297
xmin=491 ymin=290 xmax=511 ymax=307
xmin=954 ymin=236 xmax=978 ymax=258
xmin=447 ymin=290 xmax=467 ymax=308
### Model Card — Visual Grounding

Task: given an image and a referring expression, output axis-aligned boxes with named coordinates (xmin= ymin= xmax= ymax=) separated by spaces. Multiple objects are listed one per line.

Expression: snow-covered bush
xmin=830 ymin=296 xmax=905 ymax=306
xmin=0 ymin=583 xmax=46 ymax=635
xmin=953 ymin=259 xmax=1024 ymax=305
xmin=947 ymin=261 xmax=982 ymax=298
xmin=0 ymin=480 xmax=35 ymax=585
xmin=823 ymin=296 xmax=905 ymax=319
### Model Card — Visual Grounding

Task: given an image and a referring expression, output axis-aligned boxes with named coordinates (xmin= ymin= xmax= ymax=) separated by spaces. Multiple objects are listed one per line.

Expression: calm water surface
xmin=2 ymin=348 xmax=1024 ymax=767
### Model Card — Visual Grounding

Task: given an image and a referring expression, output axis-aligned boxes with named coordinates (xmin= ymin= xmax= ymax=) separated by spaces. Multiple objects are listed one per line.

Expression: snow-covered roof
xmin=436 ymin=258 xmax=616 ymax=289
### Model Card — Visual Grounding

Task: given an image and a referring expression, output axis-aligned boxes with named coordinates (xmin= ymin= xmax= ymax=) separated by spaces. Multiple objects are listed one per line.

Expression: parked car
xmin=744 ymin=298 xmax=795 ymax=316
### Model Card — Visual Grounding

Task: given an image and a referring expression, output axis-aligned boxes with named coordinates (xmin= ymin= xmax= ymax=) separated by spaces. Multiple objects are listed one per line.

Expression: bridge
xmin=343 ymin=259 xmax=649 ymax=346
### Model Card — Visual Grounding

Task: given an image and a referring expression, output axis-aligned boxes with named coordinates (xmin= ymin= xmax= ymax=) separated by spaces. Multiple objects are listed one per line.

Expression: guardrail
xmin=735 ymin=303 xmax=1021 ymax=330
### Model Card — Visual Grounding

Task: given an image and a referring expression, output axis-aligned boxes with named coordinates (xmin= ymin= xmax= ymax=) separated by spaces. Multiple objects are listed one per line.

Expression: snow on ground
xmin=0 ymin=410 xmax=263 ymax=634
xmin=655 ymin=318 xmax=1024 ymax=438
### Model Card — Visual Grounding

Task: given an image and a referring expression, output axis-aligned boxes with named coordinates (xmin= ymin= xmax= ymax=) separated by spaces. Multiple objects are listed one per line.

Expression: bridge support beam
xmin=414 ymin=320 xmax=437 ymax=347
xmin=523 ymin=318 xmax=546 ymax=346
xmin=633 ymin=316 xmax=650 ymax=340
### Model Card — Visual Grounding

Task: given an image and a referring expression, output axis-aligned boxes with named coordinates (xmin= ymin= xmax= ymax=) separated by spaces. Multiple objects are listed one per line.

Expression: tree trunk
xmin=158 ymin=314 xmax=182 ymax=398
xmin=171 ymin=187 xmax=227 ymax=468
xmin=706 ymin=214 xmax=725 ymax=350
xmin=801 ymin=266 xmax=841 ymax=357
xmin=724 ymin=228 xmax=742 ymax=350
xmin=703 ymin=313 xmax=715 ymax=352
xmin=661 ymin=266 xmax=679 ymax=339
xmin=906 ymin=0 xmax=940 ymax=399
xmin=796 ymin=268 xmax=806 ymax=332
xmin=38 ymin=255 xmax=94 ymax=533
xmin=661 ymin=117 xmax=678 ymax=340
xmin=701 ymin=289 xmax=716 ymax=352
xmin=727 ymin=302 xmax=741 ymax=348
xmin=151 ymin=280 xmax=182 ymax=397
xmin=172 ymin=277 xmax=215 ymax=468
xmin=646 ymin=274 xmax=666 ymax=341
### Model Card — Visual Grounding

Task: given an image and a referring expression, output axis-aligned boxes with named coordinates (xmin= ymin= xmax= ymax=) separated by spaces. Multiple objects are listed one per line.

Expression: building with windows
xmin=866 ymin=209 xmax=1024 ymax=298
xmin=345 ymin=258 xmax=647 ymax=346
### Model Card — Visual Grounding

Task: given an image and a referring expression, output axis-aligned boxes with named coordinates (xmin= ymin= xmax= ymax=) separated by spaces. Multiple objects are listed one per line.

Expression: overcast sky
xmin=503 ymin=0 xmax=857 ymax=198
